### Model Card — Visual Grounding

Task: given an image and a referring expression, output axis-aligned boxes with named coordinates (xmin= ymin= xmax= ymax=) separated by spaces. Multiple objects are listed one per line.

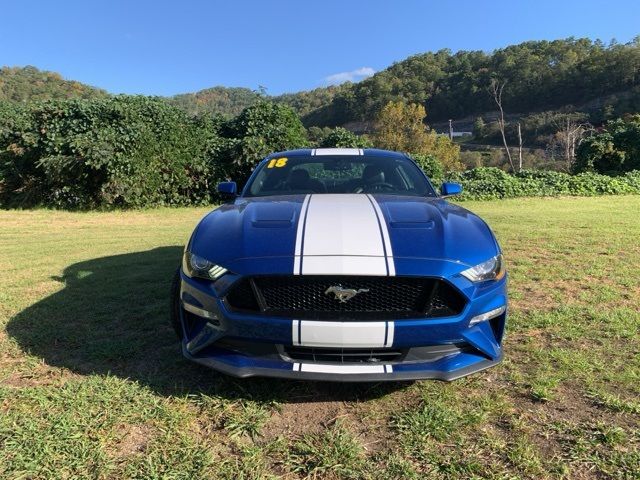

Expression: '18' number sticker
xmin=267 ymin=157 xmax=288 ymax=168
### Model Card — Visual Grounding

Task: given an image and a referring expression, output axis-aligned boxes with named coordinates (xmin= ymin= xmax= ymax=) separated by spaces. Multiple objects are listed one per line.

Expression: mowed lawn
xmin=0 ymin=196 xmax=639 ymax=480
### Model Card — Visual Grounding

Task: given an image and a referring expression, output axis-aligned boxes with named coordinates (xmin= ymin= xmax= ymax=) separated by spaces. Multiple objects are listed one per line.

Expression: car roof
xmin=266 ymin=148 xmax=410 ymax=160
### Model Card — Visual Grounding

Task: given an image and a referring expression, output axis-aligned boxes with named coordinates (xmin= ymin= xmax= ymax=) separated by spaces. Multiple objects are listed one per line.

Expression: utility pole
xmin=448 ymin=119 xmax=453 ymax=140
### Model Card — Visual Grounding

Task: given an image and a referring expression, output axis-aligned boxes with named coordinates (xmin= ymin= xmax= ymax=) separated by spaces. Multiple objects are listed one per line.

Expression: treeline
xmin=0 ymin=66 xmax=108 ymax=103
xmin=2 ymin=43 xmax=640 ymax=209
xmin=1 ymin=94 xmax=638 ymax=209
xmin=0 ymin=96 xmax=344 ymax=208
xmin=159 ymin=38 xmax=640 ymax=128
xmin=6 ymin=38 xmax=639 ymax=130
xmin=318 ymin=37 xmax=640 ymax=126
xmin=168 ymin=86 xmax=261 ymax=117
xmin=169 ymin=37 xmax=640 ymax=128
xmin=0 ymin=95 xmax=459 ymax=208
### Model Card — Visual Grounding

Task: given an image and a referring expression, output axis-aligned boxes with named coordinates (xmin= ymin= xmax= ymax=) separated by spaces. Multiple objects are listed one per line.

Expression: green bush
xmin=446 ymin=167 xmax=640 ymax=200
xmin=575 ymin=115 xmax=640 ymax=174
xmin=0 ymin=97 xmax=224 ymax=208
xmin=1 ymin=95 xmax=639 ymax=209
xmin=318 ymin=127 xmax=371 ymax=148
xmin=411 ymin=153 xmax=444 ymax=182
xmin=447 ymin=167 xmax=520 ymax=199
xmin=222 ymin=99 xmax=308 ymax=182
xmin=623 ymin=170 xmax=640 ymax=190
xmin=0 ymin=97 xmax=311 ymax=208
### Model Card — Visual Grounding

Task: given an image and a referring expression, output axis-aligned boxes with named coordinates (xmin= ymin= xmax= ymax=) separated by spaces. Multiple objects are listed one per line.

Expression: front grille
xmin=225 ymin=275 xmax=466 ymax=320
xmin=283 ymin=346 xmax=405 ymax=363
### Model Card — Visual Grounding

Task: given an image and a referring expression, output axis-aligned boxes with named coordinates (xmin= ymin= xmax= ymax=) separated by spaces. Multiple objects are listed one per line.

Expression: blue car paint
xmin=190 ymin=195 xmax=500 ymax=274
xmin=178 ymin=148 xmax=507 ymax=381
xmin=217 ymin=181 xmax=237 ymax=196
xmin=440 ymin=182 xmax=463 ymax=196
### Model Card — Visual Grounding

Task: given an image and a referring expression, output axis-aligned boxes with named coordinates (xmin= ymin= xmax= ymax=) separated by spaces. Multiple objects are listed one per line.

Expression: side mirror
xmin=217 ymin=181 xmax=237 ymax=197
xmin=440 ymin=182 xmax=462 ymax=197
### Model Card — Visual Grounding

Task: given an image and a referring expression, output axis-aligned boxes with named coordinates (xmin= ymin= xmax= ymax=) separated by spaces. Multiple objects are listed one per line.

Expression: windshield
xmin=244 ymin=155 xmax=437 ymax=197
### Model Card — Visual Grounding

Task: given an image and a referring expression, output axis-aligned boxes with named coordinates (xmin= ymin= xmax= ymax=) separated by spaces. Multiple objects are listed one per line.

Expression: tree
xmin=224 ymin=100 xmax=308 ymax=180
xmin=548 ymin=113 xmax=591 ymax=171
xmin=489 ymin=79 xmax=516 ymax=172
xmin=411 ymin=153 xmax=444 ymax=180
xmin=169 ymin=87 xmax=261 ymax=117
xmin=318 ymin=127 xmax=372 ymax=148
xmin=0 ymin=66 xmax=108 ymax=103
xmin=575 ymin=115 xmax=640 ymax=174
xmin=517 ymin=122 xmax=523 ymax=172
xmin=473 ymin=117 xmax=486 ymax=138
xmin=307 ymin=126 xmax=332 ymax=144
xmin=0 ymin=96 xmax=222 ymax=208
xmin=373 ymin=101 xmax=461 ymax=171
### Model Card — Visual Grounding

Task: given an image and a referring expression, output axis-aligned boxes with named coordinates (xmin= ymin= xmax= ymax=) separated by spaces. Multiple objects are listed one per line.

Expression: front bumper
xmin=178 ymin=271 xmax=507 ymax=382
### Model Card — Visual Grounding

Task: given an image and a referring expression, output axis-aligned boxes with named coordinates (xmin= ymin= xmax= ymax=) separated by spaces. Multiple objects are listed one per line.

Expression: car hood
xmin=190 ymin=194 xmax=499 ymax=276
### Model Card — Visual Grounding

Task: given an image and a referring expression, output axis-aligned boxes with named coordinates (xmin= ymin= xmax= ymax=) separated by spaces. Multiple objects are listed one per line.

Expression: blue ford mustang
xmin=171 ymin=148 xmax=507 ymax=381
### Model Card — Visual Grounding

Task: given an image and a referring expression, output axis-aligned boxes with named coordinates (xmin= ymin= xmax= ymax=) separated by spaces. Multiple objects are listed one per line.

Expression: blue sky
xmin=1 ymin=0 xmax=638 ymax=96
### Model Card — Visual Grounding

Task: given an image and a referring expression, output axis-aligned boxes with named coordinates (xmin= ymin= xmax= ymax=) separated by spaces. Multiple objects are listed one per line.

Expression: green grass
xmin=1 ymin=196 xmax=639 ymax=479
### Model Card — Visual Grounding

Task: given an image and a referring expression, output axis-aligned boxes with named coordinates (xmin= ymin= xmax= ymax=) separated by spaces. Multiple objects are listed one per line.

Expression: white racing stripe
xmin=311 ymin=148 xmax=364 ymax=156
xmin=294 ymin=194 xmax=394 ymax=276
xmin=301 ymin=256 xmax=387 ymax=275
xmin=292 ymin=320 xmax=394 ymax=348
xmin=290 ymin=193 xmax=397 ymax=356
xmin=366 ymin=194 xmax=395 ymax=276
xmin=293 ymin=194 xmax=311 ymax=274
xmin=292 ymin=362 xmax=393 ymax=374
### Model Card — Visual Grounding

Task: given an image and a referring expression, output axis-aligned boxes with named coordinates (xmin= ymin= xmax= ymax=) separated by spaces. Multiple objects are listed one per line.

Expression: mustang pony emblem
xmin=324 ymin=286 xmax=370 ymax=303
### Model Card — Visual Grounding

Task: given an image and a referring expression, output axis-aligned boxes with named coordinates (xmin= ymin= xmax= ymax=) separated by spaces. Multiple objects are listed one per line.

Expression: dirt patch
xmin=495 ymin=381 xmax=640 ymax=478
xmin=0 ymin=364 xmax=80 ymax=389
xmin=264 ymin=382 xmax=408 ymax=440
xmin=108 ymin=423 xmax=154 ymax=460
xmin=267 ymin=398 xmax=345 ymax=439
xmin=539 ymin=383 xmax=639 ymax=433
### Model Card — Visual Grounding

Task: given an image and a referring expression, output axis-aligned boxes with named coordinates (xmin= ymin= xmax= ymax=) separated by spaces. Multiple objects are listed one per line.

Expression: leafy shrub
xmin=318 ymin=127 xmax=371 ymax=148
xmin=575 ymin=115 xmax=640 ymax=174
xmin=411 ymin=153 xmax=444 ymax=182
xmin=1 ymin=95 xmax=639 ymax=209
xmin=623 ymin=170 xmax=640 ymax=190
xmin=222 ymin=99 xmax=307 ymax=182
xmin=0 ymin=97 xmax=312 ymax=208
xmin=446 ymin=167 xmax=640 ymax=200
xmin=0 ymin=97 xmax=224 ymax=208
xmin=447 ymin=167 xmax=520 ymax=199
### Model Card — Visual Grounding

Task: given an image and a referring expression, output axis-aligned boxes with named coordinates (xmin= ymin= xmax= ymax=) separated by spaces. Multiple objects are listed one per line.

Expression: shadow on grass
xmin=7 ymin=247 xmax=409 ymax=402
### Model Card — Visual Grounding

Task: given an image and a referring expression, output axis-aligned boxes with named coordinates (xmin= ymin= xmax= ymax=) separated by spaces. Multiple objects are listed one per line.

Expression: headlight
xmin=183 ymin=252 xmax=228 ymax=281
xmin=460 ymin=254 xmax=505 ymax=282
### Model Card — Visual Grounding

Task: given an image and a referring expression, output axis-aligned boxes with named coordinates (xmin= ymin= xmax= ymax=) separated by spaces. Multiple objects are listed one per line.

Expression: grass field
xmin=1 ymin=196 xmax=639 ymax=479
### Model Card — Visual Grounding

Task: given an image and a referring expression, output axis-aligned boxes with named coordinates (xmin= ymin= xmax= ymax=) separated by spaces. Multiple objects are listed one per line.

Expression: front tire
xmin=169 ymin=268 xmax=183 ymax=340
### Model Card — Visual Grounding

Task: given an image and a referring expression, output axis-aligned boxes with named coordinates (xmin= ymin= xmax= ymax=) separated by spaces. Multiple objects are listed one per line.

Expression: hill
xmin=167 ymin=86 xmax=261 ymax=117
xmin=166 ymin=83 xmax=353 ymax=122
xmin=302 ymin=37 xmax=640 ymax=128
xmin=2 ymin=37 xmax=639 ymax=133
xmin=0 ymin=65 xmax=107 ymax=102
xmin=164 ymin=37 xmax=640 ymax=132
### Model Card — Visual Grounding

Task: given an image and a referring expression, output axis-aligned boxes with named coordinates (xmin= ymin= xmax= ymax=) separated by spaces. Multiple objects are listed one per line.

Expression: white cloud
xmin=323 ymin=67 xmax=375 ymax=85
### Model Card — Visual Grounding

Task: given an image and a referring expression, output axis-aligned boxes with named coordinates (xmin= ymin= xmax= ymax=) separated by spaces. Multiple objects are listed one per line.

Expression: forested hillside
xmin=168 ymin=86 xmax=261 ymax=117
xmin=3 ymin=38 xmax=639 ymax=127
xmin=2 ymin=36 xmax=640 ymax=208
xmin=173 ymin=37 xmax=640 ymax=128
xmin=328 ymin=37 xmax=640 ymax=125
xmin=0 ymin=66 xmax=107 ymax=102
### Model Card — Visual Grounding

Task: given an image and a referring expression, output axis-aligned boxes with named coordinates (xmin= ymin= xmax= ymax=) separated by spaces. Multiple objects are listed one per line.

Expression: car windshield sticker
xmin=267 ymin=157 xmax=288 ymax=168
